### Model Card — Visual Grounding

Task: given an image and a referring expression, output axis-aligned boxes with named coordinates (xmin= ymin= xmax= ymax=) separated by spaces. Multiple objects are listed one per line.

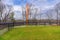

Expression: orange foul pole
xmin=26 ymin=3 xmax=29 ymax=25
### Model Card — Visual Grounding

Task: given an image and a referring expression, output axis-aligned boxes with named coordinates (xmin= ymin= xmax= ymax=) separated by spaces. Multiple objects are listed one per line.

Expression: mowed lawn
xmin=0 ymin=25 xmax=60 ymax=40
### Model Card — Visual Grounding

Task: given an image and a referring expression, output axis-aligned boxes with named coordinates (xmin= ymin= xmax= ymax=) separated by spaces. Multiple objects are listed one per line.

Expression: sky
xmin=2 ymin=0 xmax=60 ymax=19
xmin=3 ymin=0 xmax=60 ymax=9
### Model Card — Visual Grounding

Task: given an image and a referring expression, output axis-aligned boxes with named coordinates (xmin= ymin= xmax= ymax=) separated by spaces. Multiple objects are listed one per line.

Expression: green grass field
xmin=0 ymin=25 xmax=60 ymax=40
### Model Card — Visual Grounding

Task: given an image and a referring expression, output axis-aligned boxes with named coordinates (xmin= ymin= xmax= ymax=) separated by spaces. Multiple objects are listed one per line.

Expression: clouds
xmin=13 ymin=5 xmax=22 ymax=11
xmin=2 ymin=0 xmax=27 ymax=6
xmin=3 ymin=0 xmax=60 ymax=6
xmin=1 ymin=0 xmax=60 ymax=14
xmin=2 ymin=0 xmax=60 ymax=10
xmin=2 ymin=0 xmax=13 ymax=5
xmin=1 ymin=0 xmax=60 ymax=19
xmin=28 ymin=0 xmax=60 ymax=10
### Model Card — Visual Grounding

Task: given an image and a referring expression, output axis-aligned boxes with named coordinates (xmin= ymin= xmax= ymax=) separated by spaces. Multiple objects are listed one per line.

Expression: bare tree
xmin=22 ymin=7 xmax=26 ymax=21
xmin=0 ymin=0 xmax=5 ymax=22
xmin=3 ymin=6 xmax=14 ymax=22
xmin=30 ymin=7 xmax=38 ymax=25
xmin=55 ymin=3 xmax=60 ymax=25
xmin=8 ymin=12 xmax=14 ymax=22
xmin=46 ymin=9 xmax=53 ymax=25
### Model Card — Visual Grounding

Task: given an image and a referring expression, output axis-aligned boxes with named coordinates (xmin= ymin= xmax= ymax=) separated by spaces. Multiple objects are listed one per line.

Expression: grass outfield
xmin=0 ymin=25 xmax=60 ymax=40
